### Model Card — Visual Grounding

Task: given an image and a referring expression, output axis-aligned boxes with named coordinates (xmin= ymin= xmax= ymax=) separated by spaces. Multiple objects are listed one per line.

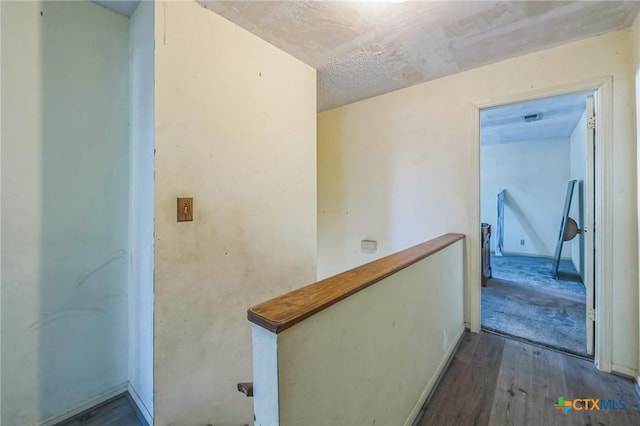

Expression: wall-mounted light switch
xmin=177 ymin=197 xmax=193 ymax=222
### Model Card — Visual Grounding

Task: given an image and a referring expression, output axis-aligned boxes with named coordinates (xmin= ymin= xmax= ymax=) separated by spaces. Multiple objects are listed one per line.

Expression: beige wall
xmin=318 ymin=28 xmax=638 ymax=374
xmin=153 ymin=1 xmax=317 ymax=424
xmin=254 ymin=239 xmax=465 ymax=426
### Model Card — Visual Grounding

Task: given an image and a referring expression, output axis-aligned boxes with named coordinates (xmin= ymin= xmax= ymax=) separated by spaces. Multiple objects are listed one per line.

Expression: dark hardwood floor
xmin=416 ymin=331 xmax=640 ymax=426
xmin=55 ymin=393 xmax=145 ymax=426
xmin=52 ymin=332 xmax=639 ymax=426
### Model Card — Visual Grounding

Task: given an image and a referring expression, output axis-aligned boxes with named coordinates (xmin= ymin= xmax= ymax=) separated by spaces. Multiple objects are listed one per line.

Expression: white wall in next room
xmin=480 ymin=138 xmax=570 ymax=257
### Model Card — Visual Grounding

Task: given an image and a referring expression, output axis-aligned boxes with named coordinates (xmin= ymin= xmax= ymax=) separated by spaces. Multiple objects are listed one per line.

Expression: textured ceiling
xmin=481 ymin=92 xmax=588 ymax=146
xmin=201 ymin=1 xmax=640 ymax=111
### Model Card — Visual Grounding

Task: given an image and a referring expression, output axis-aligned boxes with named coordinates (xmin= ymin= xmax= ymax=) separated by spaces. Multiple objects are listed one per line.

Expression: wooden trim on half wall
xmin=248 ymin=233 xmax=465 ymax=334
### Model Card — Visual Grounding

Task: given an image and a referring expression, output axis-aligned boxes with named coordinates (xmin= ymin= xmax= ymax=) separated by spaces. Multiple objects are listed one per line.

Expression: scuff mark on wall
xmin=28 ymin=307 xmax=107 ymax=330
xmin=75 ymin=249 xmax=126 ymax=287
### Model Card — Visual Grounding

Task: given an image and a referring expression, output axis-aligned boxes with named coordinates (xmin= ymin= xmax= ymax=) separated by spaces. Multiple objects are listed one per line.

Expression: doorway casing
xmin=470 ymin=76 xmax=613 ymax=372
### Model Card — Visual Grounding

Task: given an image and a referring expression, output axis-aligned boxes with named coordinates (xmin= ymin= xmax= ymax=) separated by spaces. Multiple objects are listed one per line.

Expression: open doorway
xmin=479 ymin=92 xmax=594 ymax=357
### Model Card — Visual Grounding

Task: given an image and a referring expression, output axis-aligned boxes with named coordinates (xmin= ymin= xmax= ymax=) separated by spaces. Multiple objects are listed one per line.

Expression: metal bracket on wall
xmin=551 ymin=180 xmax=577 ymax=279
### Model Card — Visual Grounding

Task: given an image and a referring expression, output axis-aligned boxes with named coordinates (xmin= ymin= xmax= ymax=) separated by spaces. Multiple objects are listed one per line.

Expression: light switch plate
xmin=177 ymin=197 xmax=193 ymax=222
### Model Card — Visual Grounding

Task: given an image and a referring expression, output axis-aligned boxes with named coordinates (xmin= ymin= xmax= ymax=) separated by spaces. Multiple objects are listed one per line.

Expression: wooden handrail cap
xmin=248 ymin=233 xmax=465 ymax=334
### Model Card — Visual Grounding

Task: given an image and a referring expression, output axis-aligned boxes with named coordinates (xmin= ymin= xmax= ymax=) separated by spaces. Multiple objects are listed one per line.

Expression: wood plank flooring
xmin=416 ymin=331 xmax=640 ymax=426
xmin=55 ymin=393 xmax=145 ymax=426
xmin=52 ymin=332 xmax=639 ymax=426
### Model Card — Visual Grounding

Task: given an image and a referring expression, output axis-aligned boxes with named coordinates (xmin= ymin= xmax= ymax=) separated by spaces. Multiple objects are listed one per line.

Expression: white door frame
xmin=470 ymin=76 xmax=613 ymax=372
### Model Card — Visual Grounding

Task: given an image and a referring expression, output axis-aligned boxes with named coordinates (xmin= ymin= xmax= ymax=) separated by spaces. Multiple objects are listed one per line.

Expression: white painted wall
xmin=0 ymin=2 xmax=3 ymax=420
xmin=0 ymin=4 xmax=3 ymax=423
xmin=480 ymin=138 xmax=570 ymax=257
xmin=318 ymin=28 xmax=638 ymax=374
xmin=1 ymin=1 xmax=130 ymax=424
xmin=569 ymin=110 xmax=587 ymax=277
xmin=128 ymin=1 xmax=154 ymax=422
xmin=253 ymin=240 xmax=464 ymax=426
xmin=153 ymin=1 xmax=317 ymax=424
xmin=630 ymin=11 xmax=640 ymax=384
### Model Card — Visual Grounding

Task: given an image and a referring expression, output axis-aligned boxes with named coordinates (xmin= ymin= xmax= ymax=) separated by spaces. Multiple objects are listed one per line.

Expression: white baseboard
xmin=611 ymin=363 xmax=637 ymax=379
xmin=37 ymin=382 xmax=128 ymax=426
xmin=403 ymin=325 xmax=465 ymax=426
xmin=128 ymin=382 xmax=153 ymax=425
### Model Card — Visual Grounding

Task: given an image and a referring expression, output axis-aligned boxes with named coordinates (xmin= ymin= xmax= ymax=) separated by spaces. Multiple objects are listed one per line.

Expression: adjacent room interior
xmin=479 ymin=92 xmax=591 ymax=356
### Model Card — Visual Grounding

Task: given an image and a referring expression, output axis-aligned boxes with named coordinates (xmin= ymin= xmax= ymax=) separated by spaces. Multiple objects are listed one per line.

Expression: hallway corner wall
xmin=1 ymin=1 xmax=130 ymax=424
xmin=128 ymin=0 xmax=155 ymax=422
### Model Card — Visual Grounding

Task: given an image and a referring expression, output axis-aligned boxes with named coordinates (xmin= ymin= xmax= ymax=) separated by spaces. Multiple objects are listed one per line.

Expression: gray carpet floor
xmin=481 ymin=254 xmax=587 ymax=355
